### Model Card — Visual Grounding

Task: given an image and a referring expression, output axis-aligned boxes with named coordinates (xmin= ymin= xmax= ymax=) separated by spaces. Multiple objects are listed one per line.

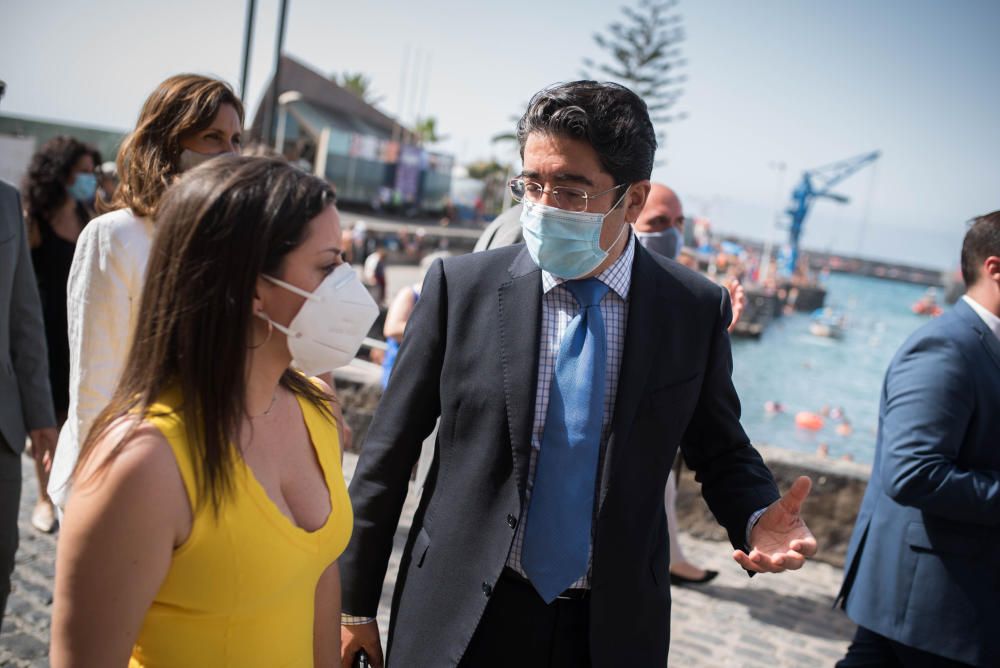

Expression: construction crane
xmin=782 ymin=150 xmax=880 ymax=275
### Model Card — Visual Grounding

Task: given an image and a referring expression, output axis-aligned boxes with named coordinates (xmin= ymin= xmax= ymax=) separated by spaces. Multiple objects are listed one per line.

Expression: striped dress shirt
xmin=506 ymin=235 xmax=636 ymax=590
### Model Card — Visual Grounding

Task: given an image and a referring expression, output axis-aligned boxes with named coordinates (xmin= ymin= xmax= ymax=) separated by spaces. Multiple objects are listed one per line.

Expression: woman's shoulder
xmin=75 ymin=415 xmax=180 ymax=498
xmin=83 ymin=208 xmax=153 ymax=244
xmin=65 ymin=413 xmax=192 ymax=551
xmin=74 ymin=208 xmax=154 ymax=278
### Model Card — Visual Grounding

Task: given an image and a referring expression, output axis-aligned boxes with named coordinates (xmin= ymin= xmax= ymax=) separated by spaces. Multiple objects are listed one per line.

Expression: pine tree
xmin=583 ymin=0 xmax=688 ymax=144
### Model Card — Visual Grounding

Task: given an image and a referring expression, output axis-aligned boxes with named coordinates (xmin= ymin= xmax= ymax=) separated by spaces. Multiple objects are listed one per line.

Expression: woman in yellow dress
xmin=50 ymin=156 xmax=378 ymax=667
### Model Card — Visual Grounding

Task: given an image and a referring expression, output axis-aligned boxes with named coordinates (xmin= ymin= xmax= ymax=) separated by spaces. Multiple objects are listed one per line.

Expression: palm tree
xmin=414 ymin=116 xmax=447 ymax=145
xmin=334 ymin=72 xmax=384 ymax=106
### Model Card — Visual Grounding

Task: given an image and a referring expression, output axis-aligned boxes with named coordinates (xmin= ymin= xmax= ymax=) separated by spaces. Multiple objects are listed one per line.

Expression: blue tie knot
xmin=565 ymin=278 xmax=609 ymax=308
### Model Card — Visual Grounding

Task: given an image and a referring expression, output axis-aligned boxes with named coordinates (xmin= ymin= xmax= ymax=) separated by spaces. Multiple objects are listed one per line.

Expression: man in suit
xmin=0 ymin=178 xmax=58 ymax=631
xmin=340 ymin=81 xmax=817 ymax=668
xmin=836 ymin=211 xmax=1000 ymax=667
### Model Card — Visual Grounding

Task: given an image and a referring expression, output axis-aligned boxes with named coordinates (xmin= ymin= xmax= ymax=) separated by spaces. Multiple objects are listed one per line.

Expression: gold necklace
xmin=250 ymin=388 xmax=279 ymax=419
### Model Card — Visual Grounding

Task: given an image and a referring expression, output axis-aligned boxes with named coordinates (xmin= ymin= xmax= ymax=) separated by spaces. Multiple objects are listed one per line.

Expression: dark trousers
xmin=837 ymin=625 xmax=974 ymax=667
xmin=0 ymin=436 xmax=22 ymax=633
xmin=458 ymin=569 xmax=591 ymax=668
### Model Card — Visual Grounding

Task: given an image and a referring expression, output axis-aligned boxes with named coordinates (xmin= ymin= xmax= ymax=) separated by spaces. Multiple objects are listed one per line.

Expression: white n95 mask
xmin=259 ymin=263 xmax=379 ymax=375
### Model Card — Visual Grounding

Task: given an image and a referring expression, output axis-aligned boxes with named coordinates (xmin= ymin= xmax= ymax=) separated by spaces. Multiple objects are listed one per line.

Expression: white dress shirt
xmin=962 ymin=295 xmax=1000 ymax=342
xmin=48 ymin=208 xmax=154 ymax=508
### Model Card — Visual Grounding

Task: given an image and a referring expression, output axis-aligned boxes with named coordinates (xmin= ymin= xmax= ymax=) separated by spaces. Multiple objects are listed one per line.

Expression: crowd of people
xmin=0 ymin=72 xmax=997 ymax=668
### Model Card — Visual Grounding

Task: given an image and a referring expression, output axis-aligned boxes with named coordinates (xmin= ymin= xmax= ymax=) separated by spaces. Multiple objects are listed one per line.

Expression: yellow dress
xmin=129 ymin=388 xmax=353 ymax=668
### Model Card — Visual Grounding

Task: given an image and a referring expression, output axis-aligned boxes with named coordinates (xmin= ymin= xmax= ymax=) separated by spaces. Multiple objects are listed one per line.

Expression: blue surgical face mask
xmin=67 ymin=172 xmax=97 ymax=202
xmin=635 ymin=227 xmax=684 ymax=260
xmin=520 ymin=188 xmax=631 ymax=279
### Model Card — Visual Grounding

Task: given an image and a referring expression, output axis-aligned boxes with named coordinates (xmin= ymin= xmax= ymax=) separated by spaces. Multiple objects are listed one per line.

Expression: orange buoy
xmin=795 ymin=411 xmax=824 ymax=431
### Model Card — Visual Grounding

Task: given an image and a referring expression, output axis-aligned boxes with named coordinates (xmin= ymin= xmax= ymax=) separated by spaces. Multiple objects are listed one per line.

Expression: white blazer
xmin=48 ymin=208 xmax=154 ymax=509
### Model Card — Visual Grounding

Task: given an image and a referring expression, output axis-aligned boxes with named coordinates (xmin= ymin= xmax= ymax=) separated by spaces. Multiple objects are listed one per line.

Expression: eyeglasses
xmin=508 ymin=178 xmax=627 ymax=213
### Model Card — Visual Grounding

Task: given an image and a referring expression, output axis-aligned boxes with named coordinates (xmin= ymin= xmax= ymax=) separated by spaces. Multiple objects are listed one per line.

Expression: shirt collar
xmin=541 ymin=229 xmax=635 ymax=300
xmin=962 ymin=295 xmax=1000 ymax=342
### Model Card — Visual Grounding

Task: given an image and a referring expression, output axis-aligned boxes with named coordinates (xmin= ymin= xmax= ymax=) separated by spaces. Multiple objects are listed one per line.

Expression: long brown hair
xmin=104 ymin=74 xmax=244 ymax=218
xmin=77 ymin=156 xmax=335 ymax=512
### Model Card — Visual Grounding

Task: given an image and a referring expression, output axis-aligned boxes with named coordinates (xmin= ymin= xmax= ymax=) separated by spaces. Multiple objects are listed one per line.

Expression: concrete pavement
xmin=1 ymin=451 xmax=854 ymax=667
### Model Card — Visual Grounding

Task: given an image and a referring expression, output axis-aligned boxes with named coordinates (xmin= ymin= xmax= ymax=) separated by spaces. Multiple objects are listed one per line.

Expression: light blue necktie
xmin=522 ymin=277 xmax=609 ymax=603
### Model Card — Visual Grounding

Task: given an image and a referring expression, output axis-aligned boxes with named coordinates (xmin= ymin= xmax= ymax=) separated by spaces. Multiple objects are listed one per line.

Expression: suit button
xmin=506 ymin=514 xmax=517 ymax=529
xmin=482 ymin=582 xmax=492 ymax=597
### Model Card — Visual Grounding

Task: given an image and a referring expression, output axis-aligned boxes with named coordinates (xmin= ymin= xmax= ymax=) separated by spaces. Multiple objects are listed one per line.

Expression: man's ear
xmin=625 ymin=180 xmax=651 ymax=223
xmin=985 ymin=256 xmax=1000 ymax=283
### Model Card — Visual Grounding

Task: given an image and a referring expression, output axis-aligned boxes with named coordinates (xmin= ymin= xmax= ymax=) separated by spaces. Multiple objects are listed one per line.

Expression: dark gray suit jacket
xmin=837 ymin=299 xmax=1000 ymax=666
xmin=340 ymin=242 xmax=779 ymax=667
xmin=0 ymin=180 xmax=55 ymax=452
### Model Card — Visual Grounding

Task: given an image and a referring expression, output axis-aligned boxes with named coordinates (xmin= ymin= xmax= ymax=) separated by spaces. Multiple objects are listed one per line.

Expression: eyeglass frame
xmin=507 ymin=178 xmax=629 ymax=213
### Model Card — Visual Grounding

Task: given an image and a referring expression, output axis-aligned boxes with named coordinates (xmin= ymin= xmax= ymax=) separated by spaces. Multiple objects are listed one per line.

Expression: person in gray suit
xmin=0 ymin=178 xmax=57 ymax=630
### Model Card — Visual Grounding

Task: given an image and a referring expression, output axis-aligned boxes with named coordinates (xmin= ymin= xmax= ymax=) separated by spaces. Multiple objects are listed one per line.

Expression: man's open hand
xmin=734 ymin=476 xmax=818 ymax=573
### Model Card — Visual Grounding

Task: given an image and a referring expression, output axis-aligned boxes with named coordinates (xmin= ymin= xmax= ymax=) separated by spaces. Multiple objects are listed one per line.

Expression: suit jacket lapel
xmin=599 ymin=245 xmax=667 ymax=506
xmin=498 ymin=246 xmax=542 ymax=500
xmin=954 ymin=298 xmax=1000 ymax=372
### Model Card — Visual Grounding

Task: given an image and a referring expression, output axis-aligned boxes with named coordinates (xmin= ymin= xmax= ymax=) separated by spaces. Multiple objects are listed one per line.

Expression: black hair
xmin=516 ymin=81 xmax=657 ymax=185
xmin=23 ymin=135 xmax=99 ymax=227
xmin=961 ymin=211 xmax=1000 ymax=286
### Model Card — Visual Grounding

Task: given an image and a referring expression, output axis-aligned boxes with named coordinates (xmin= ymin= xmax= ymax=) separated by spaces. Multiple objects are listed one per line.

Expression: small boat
xmin=810 ymin=308 xmax=845 ymax=339
xmin=912 ymin=289 xmax=942 ymax=317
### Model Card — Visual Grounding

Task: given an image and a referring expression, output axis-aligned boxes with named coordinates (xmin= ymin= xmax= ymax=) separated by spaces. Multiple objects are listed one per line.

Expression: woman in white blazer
xmin=48 ymin=75 xmax=244 ymax=509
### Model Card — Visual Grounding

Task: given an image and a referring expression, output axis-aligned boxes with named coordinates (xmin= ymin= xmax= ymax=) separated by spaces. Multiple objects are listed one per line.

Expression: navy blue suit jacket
xmin=837 ymin=298 xmax=1000 ymax=666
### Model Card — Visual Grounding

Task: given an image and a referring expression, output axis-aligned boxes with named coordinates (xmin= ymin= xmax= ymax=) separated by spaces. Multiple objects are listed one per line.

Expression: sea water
xmin=731 ymin=273 xmax=938 ymax=464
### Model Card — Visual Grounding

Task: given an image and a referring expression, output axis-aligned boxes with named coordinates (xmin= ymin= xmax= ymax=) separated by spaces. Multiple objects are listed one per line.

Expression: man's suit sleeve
xmin=680 ymin=286 xmax=779 ymax=549
xmin=7 ymin=185 xmax=56 ymax=432
xmin=340 ymin=258 xmax=448 ymax=617
xmin=880 ymin=335 xmax=1000 ymax=526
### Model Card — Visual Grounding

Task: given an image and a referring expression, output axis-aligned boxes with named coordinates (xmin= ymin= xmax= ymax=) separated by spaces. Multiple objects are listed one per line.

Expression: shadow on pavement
xmin=676 ymin=583 xmax=856 ymax=642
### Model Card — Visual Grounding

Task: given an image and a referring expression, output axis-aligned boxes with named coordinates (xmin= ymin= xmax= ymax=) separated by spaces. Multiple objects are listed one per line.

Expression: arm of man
xmin=339 ymin=259 xmax=448 ymax=664
xmin=7 ymin=184 xmax=56 ymax=433
xmin=680 ymin=286 xmax=782 ymax=549
xmin=50 ymin=420 xmax=189 ymax=667
xmin=880 ymin=336 xmax=1000 ymax=525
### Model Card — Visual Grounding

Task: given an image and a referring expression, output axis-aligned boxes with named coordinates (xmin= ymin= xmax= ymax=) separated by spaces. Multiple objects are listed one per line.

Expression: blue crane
xmin=783 ymin=150 xmax=880 ymax=275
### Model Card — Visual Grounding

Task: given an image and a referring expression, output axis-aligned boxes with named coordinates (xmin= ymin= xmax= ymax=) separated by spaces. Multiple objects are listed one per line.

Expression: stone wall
xmin=675 ymin=446 xmax=871 ymax=568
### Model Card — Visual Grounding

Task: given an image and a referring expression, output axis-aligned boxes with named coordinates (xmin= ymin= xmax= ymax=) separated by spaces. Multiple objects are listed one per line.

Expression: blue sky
xmin=3 ymin=0 xmax=997 ymax=269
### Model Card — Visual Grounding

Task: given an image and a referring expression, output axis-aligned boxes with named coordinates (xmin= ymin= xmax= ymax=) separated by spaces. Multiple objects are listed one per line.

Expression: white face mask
xmin=258 ymin=263 xmax=379 ymax=375
xmin=178 ymin=148 xmax=230 ymax=172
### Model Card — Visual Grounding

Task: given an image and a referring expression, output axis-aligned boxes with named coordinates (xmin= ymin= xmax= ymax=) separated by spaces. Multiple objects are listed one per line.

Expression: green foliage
xmin=335 ymin=72 xmax=384 ymax=106
xmin=466 ymin=159 xmax=507 ymax=180
xmin=583 ymin=0 xmax=688 ymax=135
xmin=415 ymin=116 xmax=448 ymax=145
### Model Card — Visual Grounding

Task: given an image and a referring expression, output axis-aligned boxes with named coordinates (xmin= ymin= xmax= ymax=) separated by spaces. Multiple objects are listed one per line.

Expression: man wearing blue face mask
xmin=340 ymin=81 xmax=818 ymax=668
xmin=633 ymin=182 xmax=686 ymax=261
